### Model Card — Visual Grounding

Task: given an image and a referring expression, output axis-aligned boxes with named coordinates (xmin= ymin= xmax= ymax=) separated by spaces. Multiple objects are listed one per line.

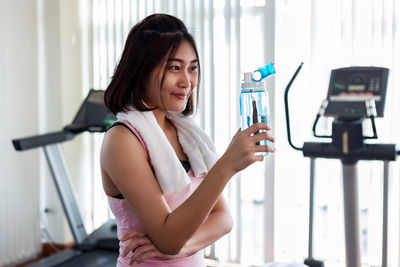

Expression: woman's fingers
xmin=221 ymin=123 xmax=275 ymax=175
xmin=242 ymin=123 xmax=271 ymax=135
xmin=251 ymin=131 xmax=274 ymax=143
xmin=243 ymin=123 xmax=275 ymax=145
xmin=129 ymin=244 xmax=160 ymax=265
xmin=254 ymin=144 xmax=274 ymax=153
xmin=121 ymin=230 xmax=168 ymax=264
xmin=120 ymin=229 xmax=146 ymax=256
xmin=121 ymin=236 xmax=150 ymax=257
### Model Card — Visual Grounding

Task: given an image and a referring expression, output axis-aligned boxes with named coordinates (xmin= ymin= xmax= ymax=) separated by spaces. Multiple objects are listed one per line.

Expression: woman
xmin=101 ymin=13 xmax=274 ymax=266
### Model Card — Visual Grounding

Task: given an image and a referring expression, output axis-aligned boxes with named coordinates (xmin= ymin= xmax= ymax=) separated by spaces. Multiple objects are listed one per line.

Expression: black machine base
xmin=29 ymin=249 xmax=119 ymax=267
xmin=304 ymin=258 xmax=325 ymax=267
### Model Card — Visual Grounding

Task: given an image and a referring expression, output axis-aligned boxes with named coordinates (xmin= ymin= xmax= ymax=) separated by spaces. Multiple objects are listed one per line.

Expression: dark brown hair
xmin=104 ymin=13 xmax=200 ymax=115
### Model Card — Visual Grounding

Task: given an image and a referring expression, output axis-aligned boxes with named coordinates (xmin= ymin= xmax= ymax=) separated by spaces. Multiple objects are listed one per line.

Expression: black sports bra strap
xmin=108 ymin=121 xmax=139 ymax=140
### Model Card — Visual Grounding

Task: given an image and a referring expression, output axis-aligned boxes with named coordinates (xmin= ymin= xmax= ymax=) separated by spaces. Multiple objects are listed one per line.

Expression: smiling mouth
xmin=172 ymin=93 xmax=187 ymax=99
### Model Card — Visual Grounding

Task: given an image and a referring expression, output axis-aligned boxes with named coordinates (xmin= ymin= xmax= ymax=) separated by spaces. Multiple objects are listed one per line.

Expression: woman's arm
xmin=179 ymin=195 xmax=232 ymax=255
xmin=101 ymin=123 xmax=273 ymax=255
xmin=120 ymin=195 xmax=232 ymax=264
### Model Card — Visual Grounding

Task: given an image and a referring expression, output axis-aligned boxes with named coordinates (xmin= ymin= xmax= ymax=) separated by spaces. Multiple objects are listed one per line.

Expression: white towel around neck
xmin=116 ymin=109 xmax=219 ymax=194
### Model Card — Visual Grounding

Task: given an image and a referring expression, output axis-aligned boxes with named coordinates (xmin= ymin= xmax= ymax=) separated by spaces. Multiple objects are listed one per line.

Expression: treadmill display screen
xmin=324 ymin=67 xmax=389 ymax=118
xmin=348 ymin=84 xmax=365 ymax=91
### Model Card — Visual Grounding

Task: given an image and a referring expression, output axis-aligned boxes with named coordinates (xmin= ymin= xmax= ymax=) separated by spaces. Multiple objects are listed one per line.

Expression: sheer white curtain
xmin=275 ymin=0 xmax=400 ymax=266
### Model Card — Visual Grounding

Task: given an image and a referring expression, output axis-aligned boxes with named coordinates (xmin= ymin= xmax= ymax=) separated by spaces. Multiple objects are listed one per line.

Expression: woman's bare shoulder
xmin=100 ymin=125 xmax=149 ymax=175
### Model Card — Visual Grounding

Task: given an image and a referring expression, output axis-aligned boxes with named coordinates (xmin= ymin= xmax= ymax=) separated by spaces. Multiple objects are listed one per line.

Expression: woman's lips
xmin=172 ymin=93 xmax=186 ymax=99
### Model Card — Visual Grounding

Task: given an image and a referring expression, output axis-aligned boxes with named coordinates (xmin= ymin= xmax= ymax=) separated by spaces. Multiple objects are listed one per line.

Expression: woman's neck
xmin=152 ymin=109 xmax=169 ymax=131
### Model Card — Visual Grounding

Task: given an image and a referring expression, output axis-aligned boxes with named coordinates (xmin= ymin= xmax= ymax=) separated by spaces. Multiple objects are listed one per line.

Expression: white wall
xmin=0 ymin=0 xmax=89 ymax=265
xmin=0 ymin=0 xmax=41 ymax=265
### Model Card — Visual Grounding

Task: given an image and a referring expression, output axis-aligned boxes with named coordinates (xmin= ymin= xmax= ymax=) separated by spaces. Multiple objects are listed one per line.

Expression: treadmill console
xmin=64 ymin=89 xmax=116 ymax=133
xmin=324 ymin=66 xmax=389 ymax=118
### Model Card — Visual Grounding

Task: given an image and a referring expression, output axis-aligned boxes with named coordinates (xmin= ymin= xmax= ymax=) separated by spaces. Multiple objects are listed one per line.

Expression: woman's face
xmin=145 ymin=41 xmax=198 ymax=113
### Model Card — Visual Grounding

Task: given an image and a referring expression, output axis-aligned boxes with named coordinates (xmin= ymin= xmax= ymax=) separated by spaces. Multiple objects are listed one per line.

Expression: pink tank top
xmin=107 ymin=120 xmax=206 ymax=267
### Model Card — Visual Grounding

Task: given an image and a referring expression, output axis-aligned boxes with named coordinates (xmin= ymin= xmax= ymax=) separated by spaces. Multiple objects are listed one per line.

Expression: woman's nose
xmin=178 ymin=71 xmax=191 ymax=88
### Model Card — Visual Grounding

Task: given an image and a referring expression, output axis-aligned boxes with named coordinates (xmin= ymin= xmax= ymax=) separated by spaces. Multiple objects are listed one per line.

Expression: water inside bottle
xmin=240 ymin=90 xmax=271 ymax=152
xmin=242 ymin=115 xmax=270 ymax=147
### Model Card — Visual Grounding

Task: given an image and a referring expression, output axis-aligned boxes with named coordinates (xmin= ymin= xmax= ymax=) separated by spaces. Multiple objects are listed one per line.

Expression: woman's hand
xmin=220 ymin=123 xmax=274 ymax=176
xmin=120 ymin=230 xmax=175 ymax=265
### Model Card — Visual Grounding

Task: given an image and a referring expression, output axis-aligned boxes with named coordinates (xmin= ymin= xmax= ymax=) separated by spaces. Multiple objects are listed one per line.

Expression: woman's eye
xmin=190 ymin=65 xmax=198 ymax=72
xmin=169 ymin=65 xmax=179 ymax=71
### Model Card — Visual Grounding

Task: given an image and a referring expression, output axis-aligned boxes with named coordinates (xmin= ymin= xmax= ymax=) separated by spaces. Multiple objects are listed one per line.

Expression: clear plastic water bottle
xmin=239 ymin=63 xmax=275 ymax=155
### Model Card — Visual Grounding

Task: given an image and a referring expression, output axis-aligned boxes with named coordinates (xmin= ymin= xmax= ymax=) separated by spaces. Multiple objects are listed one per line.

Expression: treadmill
xmin=12 ymin=89 xmax=119 ymax=267
xmin=284 ymin=65 xmax=399 ymax=267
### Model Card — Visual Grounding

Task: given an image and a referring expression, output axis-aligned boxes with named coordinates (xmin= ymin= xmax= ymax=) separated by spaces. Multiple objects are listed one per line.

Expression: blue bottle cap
xmin=252 ymin=62 xmax=275 ymax=82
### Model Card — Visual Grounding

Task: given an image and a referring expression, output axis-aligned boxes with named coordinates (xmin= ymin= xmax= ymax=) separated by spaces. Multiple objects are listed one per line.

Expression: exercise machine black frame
xmin=284 ymin=63 xmax=398 ymax=267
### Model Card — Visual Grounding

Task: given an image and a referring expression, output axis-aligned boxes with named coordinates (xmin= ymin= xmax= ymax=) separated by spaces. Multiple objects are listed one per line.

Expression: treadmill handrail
xmin=12 ymin=131 xmax=75 ymax=151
